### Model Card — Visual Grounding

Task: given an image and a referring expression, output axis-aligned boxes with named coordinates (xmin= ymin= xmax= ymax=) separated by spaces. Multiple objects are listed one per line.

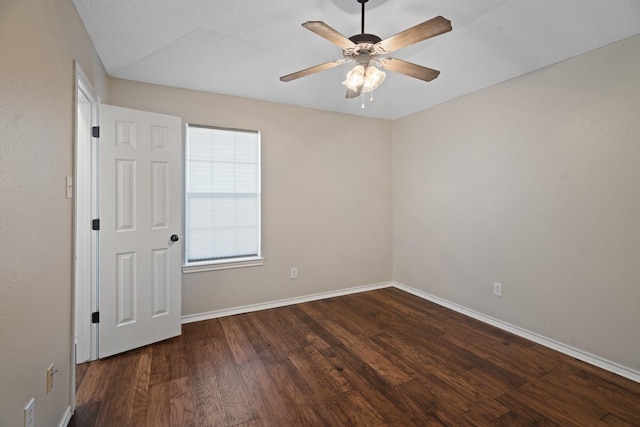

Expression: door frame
xmin=73 ymin=61 xmax=100 ymax=410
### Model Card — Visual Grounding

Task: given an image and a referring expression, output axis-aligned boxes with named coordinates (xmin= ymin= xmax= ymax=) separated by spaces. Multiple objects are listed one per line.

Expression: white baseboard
xmin=180 ymin=280 xmax=639 ymax=383
xmin=59 ymin=405 xmax=73 ymax=427
xmin=181 ymin=282 xmax=393 ymax=324
xmin=392 ymin=281 xmax=640 ymax=384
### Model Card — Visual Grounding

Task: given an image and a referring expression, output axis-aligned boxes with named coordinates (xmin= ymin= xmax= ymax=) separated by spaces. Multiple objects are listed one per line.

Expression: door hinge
xmin=91 ymin=312 xmax=100 ymax=324
xmin=92 ymin=219 xmax=100 ymax=231
xmin=92 ymin=126 xmax=100 ymax=138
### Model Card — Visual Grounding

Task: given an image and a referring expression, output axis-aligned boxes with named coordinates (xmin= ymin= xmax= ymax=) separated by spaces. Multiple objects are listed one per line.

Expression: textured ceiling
xmin=72 ymin=0 xmax=640 ymax=120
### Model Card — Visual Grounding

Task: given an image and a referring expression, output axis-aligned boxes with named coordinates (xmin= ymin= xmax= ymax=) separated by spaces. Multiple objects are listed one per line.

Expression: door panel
xmin=99 ymin=105 xmax=182 ymax=358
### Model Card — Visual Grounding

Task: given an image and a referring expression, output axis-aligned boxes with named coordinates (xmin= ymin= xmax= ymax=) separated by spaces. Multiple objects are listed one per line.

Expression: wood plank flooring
xmin=71 ymin=287 xmax=640 ymax=426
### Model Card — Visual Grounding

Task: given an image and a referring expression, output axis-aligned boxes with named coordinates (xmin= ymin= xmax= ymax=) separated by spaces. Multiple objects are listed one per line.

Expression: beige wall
xmin=0 ymin=0 xmax=109 ymax=425
xmin=392 ymin=34 xmax=640 ymax=371
xmin=109 ymin=79 xmax=393 ymax=316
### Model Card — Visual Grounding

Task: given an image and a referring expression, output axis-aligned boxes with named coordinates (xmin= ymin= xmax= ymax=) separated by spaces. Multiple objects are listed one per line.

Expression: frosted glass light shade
xmin=342 ymin=65 xmax=365 ymax=91
xmin=362 ymin=65 xmax=386 ymax=92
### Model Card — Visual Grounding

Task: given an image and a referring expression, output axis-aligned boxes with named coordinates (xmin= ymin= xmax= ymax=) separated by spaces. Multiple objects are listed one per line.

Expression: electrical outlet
xmin=24 ymin=398 xmax=34 ymax=427
xmin=46 ymin=364 xmax=55 ymax=394
xmin=290 ymin=267 xmax=298 ymax=279
xmin=493 ymin=282 xmax=503 ymax=297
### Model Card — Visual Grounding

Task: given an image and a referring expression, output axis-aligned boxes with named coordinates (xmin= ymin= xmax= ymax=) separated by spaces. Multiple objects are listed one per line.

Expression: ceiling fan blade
xmin=376 ymin=16 xmax=451 ymax=53
xmin=302 ymin=21 xmax=356 ymax=49
xmin=379 ymin=58 xmax=440 ymax=82
xmin=280 ymin=59 xmax=346 ymax=82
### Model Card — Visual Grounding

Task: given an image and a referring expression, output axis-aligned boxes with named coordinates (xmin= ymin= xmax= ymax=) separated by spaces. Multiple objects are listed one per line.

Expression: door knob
xmin=170 ymin=234 xmax=179 ymax=242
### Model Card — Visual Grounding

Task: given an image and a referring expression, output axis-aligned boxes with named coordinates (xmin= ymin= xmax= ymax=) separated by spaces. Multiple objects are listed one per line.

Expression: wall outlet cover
xmin=493 ymin=282 xmax=503 ymax=297
xmin=24 ymin=398 xmax=35 ymax=427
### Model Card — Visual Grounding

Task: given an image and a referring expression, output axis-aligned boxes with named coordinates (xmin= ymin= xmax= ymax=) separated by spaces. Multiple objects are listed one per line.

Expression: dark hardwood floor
xmin=71 ymin=287 xmax=640 ymax=426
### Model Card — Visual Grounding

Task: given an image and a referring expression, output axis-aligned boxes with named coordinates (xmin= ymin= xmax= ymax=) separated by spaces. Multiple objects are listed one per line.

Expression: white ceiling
xmin=72 ymin=0 xmax=640 ymax=120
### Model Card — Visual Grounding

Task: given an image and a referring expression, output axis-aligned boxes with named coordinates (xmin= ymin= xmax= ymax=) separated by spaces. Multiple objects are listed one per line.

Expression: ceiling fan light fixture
xmin=342 ymin=63 xmax=386 ymax=93
xmin=362 ymin=65 xmax=386 ymax=92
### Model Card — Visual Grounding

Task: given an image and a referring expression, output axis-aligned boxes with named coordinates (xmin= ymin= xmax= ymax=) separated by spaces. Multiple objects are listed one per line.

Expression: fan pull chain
xmin=361 ymin=92 xmax=365 ymax=109
xmin=370 ymin=92 xmax=374 ymax=103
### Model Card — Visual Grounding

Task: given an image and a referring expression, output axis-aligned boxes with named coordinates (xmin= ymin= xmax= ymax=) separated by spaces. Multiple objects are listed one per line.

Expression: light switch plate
xmin=46 ymin=364 xmax=54 ymax=393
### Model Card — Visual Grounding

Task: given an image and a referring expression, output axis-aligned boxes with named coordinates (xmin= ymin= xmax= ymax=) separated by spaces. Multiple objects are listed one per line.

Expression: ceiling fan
xmin=280 ymin=0 xmax=452 ymax=99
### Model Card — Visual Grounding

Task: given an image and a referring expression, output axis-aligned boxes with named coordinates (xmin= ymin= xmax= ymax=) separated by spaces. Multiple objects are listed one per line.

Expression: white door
xmin=99 ymin=105 xmax=182 ymax=358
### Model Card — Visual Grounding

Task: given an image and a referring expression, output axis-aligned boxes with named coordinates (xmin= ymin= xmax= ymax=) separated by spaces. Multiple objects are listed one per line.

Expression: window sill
xmin=182 ymin=257 xmax=264 ymax=273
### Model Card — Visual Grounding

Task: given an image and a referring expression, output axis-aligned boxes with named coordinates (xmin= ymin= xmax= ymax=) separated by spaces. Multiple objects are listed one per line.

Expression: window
xmin=183 ymin=124 xmax=262 ymax=272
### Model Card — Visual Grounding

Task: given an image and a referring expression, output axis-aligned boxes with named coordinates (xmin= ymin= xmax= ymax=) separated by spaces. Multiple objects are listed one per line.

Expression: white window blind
xmin=185 ymin=124 xmax=261 ymax=265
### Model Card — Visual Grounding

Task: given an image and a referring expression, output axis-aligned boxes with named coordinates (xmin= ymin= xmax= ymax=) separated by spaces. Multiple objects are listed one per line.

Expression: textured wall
xmin=0 ymin=0 xmax=108 ymax=425
xmin=109 ymin=79 xmax=393 ymax=316
xmin=392 ymin=34 xmax=640 ymax=371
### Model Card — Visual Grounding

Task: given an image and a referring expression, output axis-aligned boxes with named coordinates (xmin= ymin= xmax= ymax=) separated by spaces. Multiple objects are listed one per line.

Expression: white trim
xmin=58 ymin=405 xmax=73 ymax=427
xmin=181 ymin=282 xmax=393 ymax=324
xmin=392 ymin=281 xmax=640 ymax=384
xmin=179 ymin=279 xmax=640 ymax=383
xmin=182 ymin=257 xmax=264 ymax=273
xmin=74 ymin=63 xmax=100 ymax=365
xmin=72 ymin=62 xmax=100 ymax=419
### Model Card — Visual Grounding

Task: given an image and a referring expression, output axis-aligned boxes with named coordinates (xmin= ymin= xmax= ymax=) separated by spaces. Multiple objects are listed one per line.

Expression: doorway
xmin=73 ymin=68 xmax=183 ymax=366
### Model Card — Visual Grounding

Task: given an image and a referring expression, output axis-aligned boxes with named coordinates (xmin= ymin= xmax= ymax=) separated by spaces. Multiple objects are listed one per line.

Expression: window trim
xmin=183 ymin=123 xmax=262 ymax=272
xmin=182 ymin=256 xmax=264 ymax=273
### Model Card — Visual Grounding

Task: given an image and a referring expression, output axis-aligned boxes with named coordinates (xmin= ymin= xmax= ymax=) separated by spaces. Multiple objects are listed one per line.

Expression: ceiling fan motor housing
xmin=349 ymin=33 xmax=381 ymax=44
xmin=344 ymin=33 xmax=383 ymax=60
